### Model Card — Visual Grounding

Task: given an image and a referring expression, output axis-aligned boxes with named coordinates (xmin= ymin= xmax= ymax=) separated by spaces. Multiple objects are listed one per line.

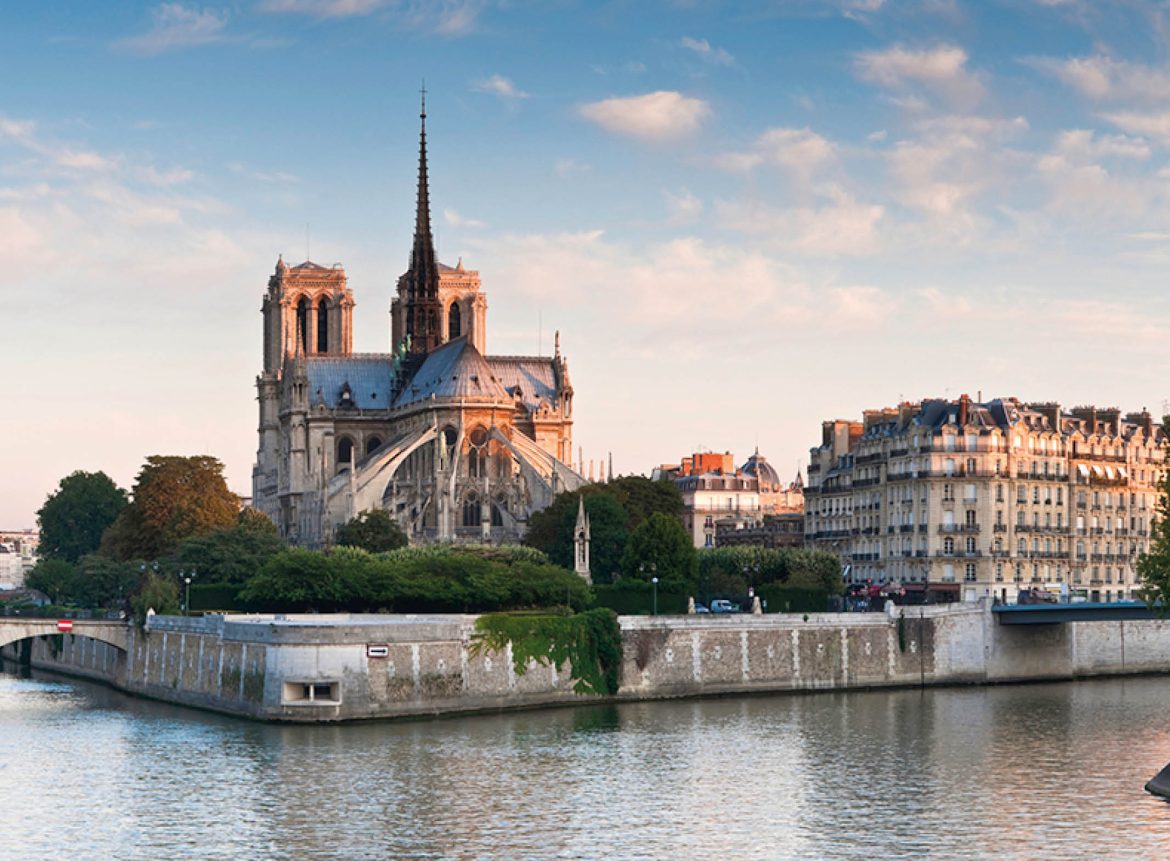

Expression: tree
xmin=786 ymin=549 xmax=845 ymax=596
xmin=25 ymin=558 xmax=77 ymax=604
xmin=238 ymin=549 xmax=346 ymax=611
xmin=334 ymin=509 xmax=408 ymax=553
xmin=129 ymin=570 xmax=180 ymax=624
xmin=605 ymin=476 xmax=684 ymax=531
xmin=72 ymin=555 xmax=140 ymax=608
xmin=37 ymin=471 xmax=127 ymax=562
xmin=620 ymin=512 xmax=697 ymax=588
xmin=554 ymin=494 xmax=628 ymax=583
xmin=101 ymin=456 xmax=239 ymax=561
xmin=1140 ymin=467 xmax=1170 ymax=608
xmin=169 ymin=520 xmax=284 ymax=586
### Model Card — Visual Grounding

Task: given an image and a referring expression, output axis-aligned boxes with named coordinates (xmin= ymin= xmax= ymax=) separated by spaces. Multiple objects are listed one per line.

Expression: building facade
xmin=655 ymin=451 xmax=761 ymax=547
xmin=804 ymin=396 xmax=1166 ymax=603
xmin=252 ymin=100 xmax=584 ymax=546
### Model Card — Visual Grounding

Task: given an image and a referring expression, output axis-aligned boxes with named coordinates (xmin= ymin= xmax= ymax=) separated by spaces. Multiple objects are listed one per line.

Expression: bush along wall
xmin=592 ymin=579 xmax=689 ymax=615
xmin=471 ymin=608 xmax=622 ymax=695
xmin=757 ymin=583 xmax=830 ymax=614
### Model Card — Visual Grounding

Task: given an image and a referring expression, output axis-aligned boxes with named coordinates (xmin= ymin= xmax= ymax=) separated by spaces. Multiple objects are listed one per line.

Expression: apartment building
xmin=804 ymin=396 xmax=1166 ymax=602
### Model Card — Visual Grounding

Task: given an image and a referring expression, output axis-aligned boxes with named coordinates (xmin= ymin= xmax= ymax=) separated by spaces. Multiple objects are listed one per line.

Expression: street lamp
xmin=652 ymin=576 xmax=659 ymax=616
xmin=179 ymin=569 xmax=196 ymax=616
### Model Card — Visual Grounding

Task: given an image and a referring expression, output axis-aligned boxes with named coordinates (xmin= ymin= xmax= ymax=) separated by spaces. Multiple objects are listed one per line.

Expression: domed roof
xmin=741 ymin=450 xmax=782 ymax=489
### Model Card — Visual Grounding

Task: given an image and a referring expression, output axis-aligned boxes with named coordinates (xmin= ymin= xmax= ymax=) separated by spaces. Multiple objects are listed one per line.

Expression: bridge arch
xmin=0 ymin=620 xmax=128 ymax=652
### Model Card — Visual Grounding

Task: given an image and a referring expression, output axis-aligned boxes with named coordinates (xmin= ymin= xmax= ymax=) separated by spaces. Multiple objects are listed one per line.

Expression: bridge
xmin=0 ymin=618 xmax=129 ymax=651
xmin=992 ymin=601 xmax=1161 ymax=625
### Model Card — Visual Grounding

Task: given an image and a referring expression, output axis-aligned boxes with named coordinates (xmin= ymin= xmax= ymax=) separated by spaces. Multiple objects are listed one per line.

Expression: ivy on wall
xmin=471 ymin=608 xmax=622 ymax=696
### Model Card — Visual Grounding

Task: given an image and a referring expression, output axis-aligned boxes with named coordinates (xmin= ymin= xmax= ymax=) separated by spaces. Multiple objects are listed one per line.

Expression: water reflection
xmin=3 ymin=665 xmax=1170 ymax=860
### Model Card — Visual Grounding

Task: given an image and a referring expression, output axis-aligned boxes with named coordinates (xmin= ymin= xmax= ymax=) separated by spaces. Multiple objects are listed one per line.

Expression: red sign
xmin=56 ymin=620 xmax=73 ymax=632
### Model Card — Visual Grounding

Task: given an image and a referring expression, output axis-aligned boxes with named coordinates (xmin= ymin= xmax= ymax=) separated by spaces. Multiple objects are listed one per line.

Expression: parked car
xmin=693 ymin=603 xmax=710 ymax=614
xmin=709 ymin=599 xmax=741 ymax=614
xmin=1017 ymin=587 xmax=1058 ymax=605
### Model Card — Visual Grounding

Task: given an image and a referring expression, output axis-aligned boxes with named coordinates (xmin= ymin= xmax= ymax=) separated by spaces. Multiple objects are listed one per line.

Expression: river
xmin=3 ymin=665 xmax=1170 ymax=860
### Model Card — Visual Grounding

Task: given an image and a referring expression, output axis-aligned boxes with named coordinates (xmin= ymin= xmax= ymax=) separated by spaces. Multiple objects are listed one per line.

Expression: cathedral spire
xmin=399 ymin=84 xmax=443 ymax=357
xmin=411 ymin=84 xmax=439 ymax=299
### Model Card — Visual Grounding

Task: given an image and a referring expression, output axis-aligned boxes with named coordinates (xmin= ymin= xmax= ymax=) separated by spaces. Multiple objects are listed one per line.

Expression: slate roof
xmin=306 ymin=355 xmax=394 ymax=409
xmin=487 ymin=356 xmax=558 ymax=412
xmin=393 ymin=337 xmax=510 ymax=408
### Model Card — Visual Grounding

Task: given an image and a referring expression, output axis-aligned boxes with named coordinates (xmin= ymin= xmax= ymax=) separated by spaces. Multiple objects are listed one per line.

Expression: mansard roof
xmin=393 ymin=336 xmax=510 ymax=407
xmin=305 ymin=355 xmax=394 ymax=409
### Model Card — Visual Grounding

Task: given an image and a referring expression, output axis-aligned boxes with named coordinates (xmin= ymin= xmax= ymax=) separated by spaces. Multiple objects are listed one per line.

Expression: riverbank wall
xmin=5 ymin=603 xmax=1170 ymax=722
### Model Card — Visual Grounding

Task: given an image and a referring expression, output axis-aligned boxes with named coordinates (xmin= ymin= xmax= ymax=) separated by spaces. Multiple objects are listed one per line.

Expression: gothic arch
xmin=317 ymin=296 xmax=330 ymax=353
xmin=295 ymin=295 xmax=310 ymax=352
xmin=448 ymin=301 xmax=462 ymax=341
xmin=337 ymin=436 xmax=355 ymax=472
xmin=366 ymin=436 xmax=382 ymax=456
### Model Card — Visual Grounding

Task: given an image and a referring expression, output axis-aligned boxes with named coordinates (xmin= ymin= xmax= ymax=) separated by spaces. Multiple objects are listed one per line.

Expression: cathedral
xmin=252 ymin=98 xmax=585 ymax=546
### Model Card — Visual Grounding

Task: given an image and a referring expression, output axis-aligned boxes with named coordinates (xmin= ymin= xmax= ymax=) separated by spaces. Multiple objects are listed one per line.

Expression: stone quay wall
xmin=4 ymin=604 xmax=1170 ymax=722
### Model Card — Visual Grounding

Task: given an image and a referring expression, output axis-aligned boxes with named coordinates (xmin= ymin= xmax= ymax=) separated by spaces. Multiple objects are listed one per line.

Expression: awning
xmin=1091 ymin=465 xmax=1104 ymax=478
xmin=927 ymin=582 xmax=961 ymax=593
xmin=1119 ymin=466 xmax=1129 ymax=480
xmin=1105 ymin=466 xmax=1116 ymax=480
xmin=1077 ymin=464 xmax=1090 ymax=478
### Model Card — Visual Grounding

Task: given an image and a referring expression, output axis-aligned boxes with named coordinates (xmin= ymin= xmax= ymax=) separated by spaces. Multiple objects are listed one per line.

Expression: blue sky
xmin=5 ymin=0 xmax=1170 ymax=527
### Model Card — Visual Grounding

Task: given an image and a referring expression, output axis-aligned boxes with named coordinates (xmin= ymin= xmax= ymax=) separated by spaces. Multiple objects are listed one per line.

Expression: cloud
xmin=680 ymin=36 xmax=734 ymax=66
xmin=258 ymin=0 xmax=388 ymax=16
xmin=715 ymin=127 xmax=836 ymax=178
xmin=444 ymin=208 xmax=486 ymax=229
xmin=259 ymin=0 xmax=483 ymax=35
xmin=0 ymin=116 xmax=116 ymax=173
xmin=227 ymin=162 xmax=301 ymax=183
xmin=886 ymin=114 xmax=1027 ymax=217
xmin=1103 ymin=111 xmax=1170 ymax=147
xmin=471 ymin=75 xmax=530 ymax=100
xmin=717 ymin=189 xmax=885 ymax=256
xmin=553 ymin=158 xmax=590 ymax=177
xmin=1051 ymin=129 xmax=1150 ymax=161
xmin=579 ymin=91 xmax=711 ymax=141
xmin=855 ymin=44 xmax=985 ymax=107
xmin=1029 ymin=55 xmax=1170 ymax=104
xmin=115 ymin=4 xmax=229 ymax=55
xmin=663 ymin=188 xmax=703 ymax=225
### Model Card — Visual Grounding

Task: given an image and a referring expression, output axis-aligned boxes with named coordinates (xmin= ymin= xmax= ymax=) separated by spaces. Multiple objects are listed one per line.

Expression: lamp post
xmin=652 ymin=576 xmax=659 ymax=616
xmin=180 ymin=569 xmax=196 ymax=616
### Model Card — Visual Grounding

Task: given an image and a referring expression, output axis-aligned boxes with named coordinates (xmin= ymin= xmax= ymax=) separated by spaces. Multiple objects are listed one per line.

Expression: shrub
xmin=472 ymin=608 xmax=622 ymax=695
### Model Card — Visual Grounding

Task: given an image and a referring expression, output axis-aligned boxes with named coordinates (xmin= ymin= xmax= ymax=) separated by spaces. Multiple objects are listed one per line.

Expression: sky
xmin=6 ymin=0 xmax=1170 ymax=528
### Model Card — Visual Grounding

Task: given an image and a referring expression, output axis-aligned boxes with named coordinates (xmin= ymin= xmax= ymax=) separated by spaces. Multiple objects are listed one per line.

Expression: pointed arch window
xmin=448 ymin=301 xmax=461 ymax=341
xmin=296 ymin=297 xmax=309 ymax=352
xmin=337 ymin=437 xmax=354 ymax=472
xmin=366 ymin=437 xmax=382 ymax=456
xmin=463 ymin=493 xmax=481 ymax=527
xmin=468 ymin=426 xmax=488 ymax=478
xmin=317 ymin=297 xmax=330 ymax=353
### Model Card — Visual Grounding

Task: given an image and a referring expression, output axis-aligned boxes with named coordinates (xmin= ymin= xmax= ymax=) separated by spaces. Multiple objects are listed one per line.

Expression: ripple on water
xmin=3 ymin=669 xmax=1170 ymax=860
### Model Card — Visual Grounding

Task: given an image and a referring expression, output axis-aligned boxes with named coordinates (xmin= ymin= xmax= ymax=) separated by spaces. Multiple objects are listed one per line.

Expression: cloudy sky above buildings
xmin=5 ymin=0 xmax=1170 ymax=526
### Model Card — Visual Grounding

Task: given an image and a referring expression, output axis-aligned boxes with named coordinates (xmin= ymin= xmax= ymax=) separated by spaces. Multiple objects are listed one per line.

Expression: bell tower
xmin=262 ymin=256 xmax=355 ymax=373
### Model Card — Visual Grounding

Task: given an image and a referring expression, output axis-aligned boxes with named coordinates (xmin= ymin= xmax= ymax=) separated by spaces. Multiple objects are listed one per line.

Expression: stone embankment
xmin=4 ymin=603 xmax=1170 ymax=722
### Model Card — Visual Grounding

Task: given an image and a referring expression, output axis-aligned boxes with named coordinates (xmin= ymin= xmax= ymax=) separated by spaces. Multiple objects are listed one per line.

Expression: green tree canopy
xmin=334 ymin=509 xmax=409 ymax=553
xmin=1140 ymin=463 xmax=1170 ymax=608
xmin=25 ymin=558 xmax=77 ymax=604
xmin=37 ymin=471 xmax=128 ymax=563
xmin=620 ymin=512 xmax=697 ymax=587
xmin=101 ymin=456 xmax=239 ymax=561
xmin=169 ymin=518 xmax=284 ymax=586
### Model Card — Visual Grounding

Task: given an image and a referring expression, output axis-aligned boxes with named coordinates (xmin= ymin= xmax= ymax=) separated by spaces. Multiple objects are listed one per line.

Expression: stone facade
xmin=805 ymin=396 xmax=1166 ymax=603
xmin=252 ymin=101 xmax=583 ymax=546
